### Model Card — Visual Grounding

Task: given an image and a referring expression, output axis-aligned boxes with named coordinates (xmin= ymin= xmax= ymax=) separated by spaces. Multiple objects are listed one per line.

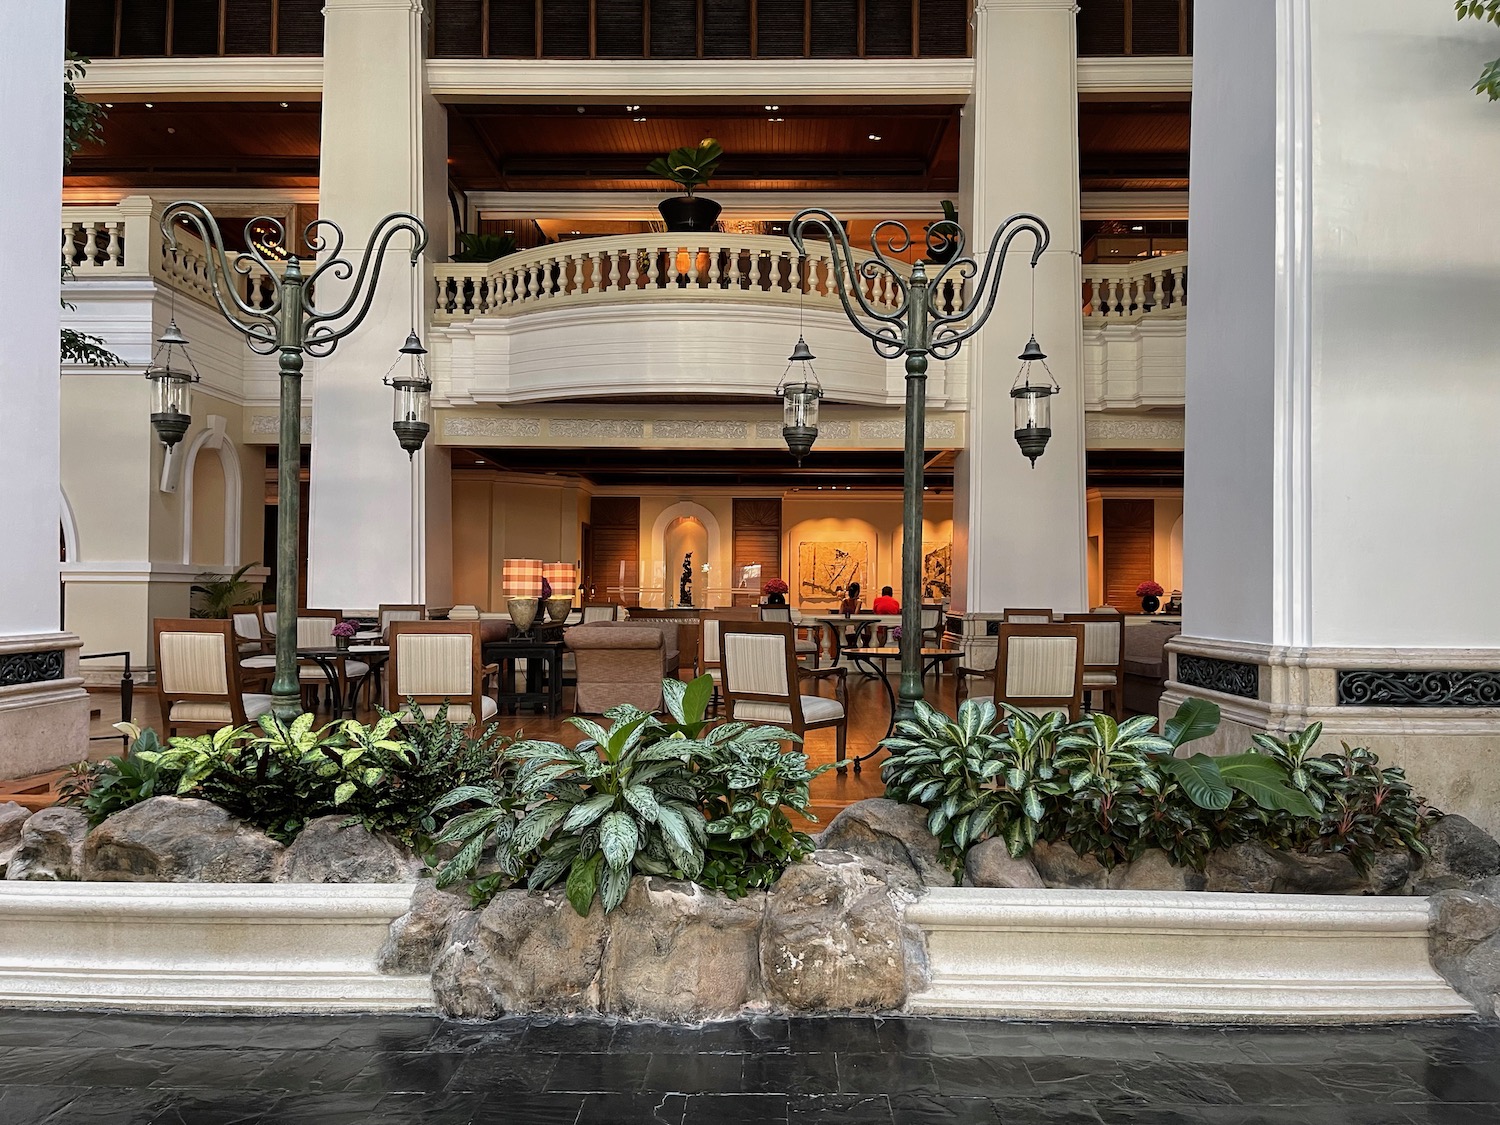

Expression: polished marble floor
xmin=0 ymin=1011 xmax=1496 ymax=1124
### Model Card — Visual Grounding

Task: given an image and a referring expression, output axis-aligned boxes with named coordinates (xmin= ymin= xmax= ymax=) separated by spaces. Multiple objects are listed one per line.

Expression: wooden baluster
xmin=687 ymin=247 xmax=701 ymax=288
xmin=667 ymin=247 xmax=681 ymax=287
xmin=709 ymin=246 xmax=722 ymax=289
xmin=103 ymin=222 xmax=122 ymax=267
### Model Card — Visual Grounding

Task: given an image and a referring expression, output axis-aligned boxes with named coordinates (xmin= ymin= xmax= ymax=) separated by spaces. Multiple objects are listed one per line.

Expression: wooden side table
xmin=484 ymin=639 xmax=564 ymax=717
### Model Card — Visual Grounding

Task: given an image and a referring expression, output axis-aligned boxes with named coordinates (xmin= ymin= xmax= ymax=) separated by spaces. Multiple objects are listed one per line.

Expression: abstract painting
xmin=798 ymin=541 xmax=868 ymax=602
xmin=923 ymin=542 xmax=952 ymax=601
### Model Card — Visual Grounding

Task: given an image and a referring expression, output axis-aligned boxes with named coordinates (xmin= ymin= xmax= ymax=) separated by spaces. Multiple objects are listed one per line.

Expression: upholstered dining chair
xmin=719 ymin=619 xmax=848 ymax=772
xmin=759 ymin=604 xmax=821 ymax=668
xmin=958 ymin=622 xmax=1086 ymax=722
xmin=230 ymin=605 xmax=265 ymax=656
xmin=377 ymin=603 xmax=426 ymax=638
xmin=581 ymin=603 xmax=620 ymax=624
xmin=240 ymin=608 xmax=370 ymax=713
xmin=698 ymin=608 xmax=761 ymax=689
xmin=154 ymin=618 xmax=273 ymax=736
xmin=386 ymin=620 xmax=498 ymax=727
xmin=1002 ymin=607 xmax=1056 ymax=623
xmin=1062 ymin=612 xmax=1126 ymax=720
xmin=258 ymin=603 xmax=278 ymax=643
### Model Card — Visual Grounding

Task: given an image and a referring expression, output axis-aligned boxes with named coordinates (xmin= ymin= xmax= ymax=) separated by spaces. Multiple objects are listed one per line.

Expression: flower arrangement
xmin=762 ymin=578 xmax=790 ymax=597
xmin=1135 ymin=581 xmax=1165 ymax=598
xmin=331 ymin=620 xmax=358 ymax=639
xmin=540 ymin=576 xmax=553 ymax=599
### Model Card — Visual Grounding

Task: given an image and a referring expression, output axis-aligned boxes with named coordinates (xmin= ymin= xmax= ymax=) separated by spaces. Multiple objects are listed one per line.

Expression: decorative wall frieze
xmin=1176 ymin=654 xmax=1260 ymax=700
xmin=859 ymin=418 xmax=959 ymax=444
xmin=445 ymin=416 xmax=542 ymax=439
xmin=248 ymin=414 xmax=312 ymax=438
xmin=1085 ymin=413 xmax=1185 ymax=447
xmin=548 ymin=418 xmax=646 ymax=440
xmin=1337 ymin=670 xmax=1500 ymax=709
xmin=651 ymin=420 xmax=747 ymax=442
xmin=0 ymin=650 xmax=65 ymax=687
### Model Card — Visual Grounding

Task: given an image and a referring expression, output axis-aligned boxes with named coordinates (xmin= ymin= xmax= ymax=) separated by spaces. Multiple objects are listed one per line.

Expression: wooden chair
xmin=230 ymin=605 xmax=265 ymax=656
xmin=387 ymin=620 xmax=498 ymax=727
xmin=581 ymin=603 xmax=619 ymax=624
xmin=154 ymin=618 xmax=273 ymax=736
xmin=959 ymin=622 xmax=1086 ymax=722
xmin=378 ymin=603 xmax=426 ymax=638
xmin=759 ymin=604 xmax=821 ymax=668
xmin=719 ymin=619 xmax=848 ymax=772
xmin=242 ymin=609 xmax=371 ymax=713
xmin=258 ymin=602 xmax=278 ymax=645
xmin=1063 ymin=612 xmax=1125 ymax=720
xmin=1002 ymin=607 xmax=1056 ymax=623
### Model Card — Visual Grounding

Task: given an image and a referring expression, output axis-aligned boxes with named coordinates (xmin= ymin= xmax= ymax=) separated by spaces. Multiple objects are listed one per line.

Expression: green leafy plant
xmin=60 ymin=54 xmax=123 ymax=369
xmin=1458 ymin=1 xmax=1500 ymax=99
xmin=646 ymin=138 xmax=724 ymax=196
xmin=63 ymin=724 xmax=181 ymax=825
xmin=451 ymin=231 xmax=518 ymax=263
xmin=190 ymin=563 xmax=263 ymax=619
xmin=510 ymin=704 xmax=708 ymax=916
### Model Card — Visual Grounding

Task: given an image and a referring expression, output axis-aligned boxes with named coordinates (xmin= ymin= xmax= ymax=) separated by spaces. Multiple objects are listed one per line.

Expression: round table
xmin=806 ymin=614 xmax=902 ymax=664
xmin=842 ymin=645 xmax=965 ymax=769
xmin=295 ymin=645 xmax=385 ymax=719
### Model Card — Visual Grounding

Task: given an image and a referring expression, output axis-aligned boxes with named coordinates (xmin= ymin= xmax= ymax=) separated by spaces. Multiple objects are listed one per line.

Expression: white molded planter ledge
xmin=907 ymin=888 xmax=1473 ymax=1023
xmin=0 ymin=883 xmax=431 ymax=1012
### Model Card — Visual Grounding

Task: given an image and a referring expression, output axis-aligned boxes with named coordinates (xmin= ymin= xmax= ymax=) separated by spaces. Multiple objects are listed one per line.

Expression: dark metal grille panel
xmin=1077 ymin=0 xmax=1125 ymax=56
xmin=810 ymin=0 xmax=857 ymax=56
xmin=865 ymin=0 xmax=912 ymax=56
xmin=755 ymin=0 xmax=804 ymax=55
xmin=435 ymin=0 xmax=484 ymax=55
xmin=68 ymin=0 xmax=118 ymax=57
xmin=1131 ymin=0 xmax=1181 ymax=55
xmin=224 ymin=0 xmax=273 ymax=54
xmin=0 ymin=651 xmax=65 ymax=687
xmin=918 ymin=0 xmax=965 ymax=56
xmin=704 ymin=0 xmax=752 ymax=57
xmin=1177 ymin=654 xmax=1259 ymax=700
xmin=1337 ymin=670 xmax=1500 ymax=709
xmin=490 ymin=0 xmax=538 ymax=56
xmin=171 ymin=2 xmax=220 ymax=55
xmin=118 ymin=0 xmax=168 ymax=55
xmin=595 ymin=0 xmax=645 ymax=56
xmin=650 ymin=0 xmax=699 ymax=57
xmin=277 ymin=0 xmax=324 ymax=54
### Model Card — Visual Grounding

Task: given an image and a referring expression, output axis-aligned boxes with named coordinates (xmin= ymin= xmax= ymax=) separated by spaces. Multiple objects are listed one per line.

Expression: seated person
xmin=872 ymin=586 xmax=900 ymax=614
xmin=838 ymin=582 xmax=862 ymax=617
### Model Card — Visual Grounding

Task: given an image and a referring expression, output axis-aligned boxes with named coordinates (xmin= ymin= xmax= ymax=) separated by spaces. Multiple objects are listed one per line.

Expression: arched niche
xmin=180 ymin=416 xmax=243 ymax=567
xmin=647 ymin=501 xmax=724 ymax=608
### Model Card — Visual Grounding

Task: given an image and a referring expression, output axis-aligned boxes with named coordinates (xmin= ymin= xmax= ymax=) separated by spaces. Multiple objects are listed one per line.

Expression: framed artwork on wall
xmin=798 ymin=541 xmax=868 ymax=602
xmin=924 ymin=542 xmax=952 ymax=601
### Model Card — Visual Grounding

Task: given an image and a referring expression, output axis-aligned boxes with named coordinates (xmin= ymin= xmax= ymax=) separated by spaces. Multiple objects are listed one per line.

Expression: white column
xmin=0 ymin=0 xmax=89 ymax=774
xmin=1171 ymin=0 xmax=1500 ymax=833
xmin=951 ymin=0 xmax=1088 ymax=617
xmin=307 ymin=0 xmax=451 ymax=612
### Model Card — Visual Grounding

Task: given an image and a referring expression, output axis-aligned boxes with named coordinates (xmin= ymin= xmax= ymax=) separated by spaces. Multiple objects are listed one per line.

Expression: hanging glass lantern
xmin=144 ymin=319 xmax=201 ymax=449
xmin=384 ymin=331 xmax=432 ymax=459
xmin=777 ymin=336 xmax=823 ymax=465
xmin=1010 ymin=334 xmax=1059 ymax=467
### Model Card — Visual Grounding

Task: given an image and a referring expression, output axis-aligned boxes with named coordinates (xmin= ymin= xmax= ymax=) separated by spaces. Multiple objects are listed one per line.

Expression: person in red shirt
xmin=872 ymin=586 xmax=900 ymax=614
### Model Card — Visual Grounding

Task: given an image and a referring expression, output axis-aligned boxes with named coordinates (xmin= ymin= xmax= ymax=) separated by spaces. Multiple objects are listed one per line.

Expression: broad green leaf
xmin=1217 ymin=753 xmax=1318 ymax=816
xmin=565 ymin=853 xmax=601 ymax=916
xmin=1160 ymin=754 xmax=1232 ymax=810
xmin=563 ymin=793 xmax=616 ymax=832
xmin=599 ymin=810 xmax=640 ymax=870
xmin=1162 ymin=697 xmax=1222 ymax=749
xmin=333 ymin=781 xmax=356 ymax=806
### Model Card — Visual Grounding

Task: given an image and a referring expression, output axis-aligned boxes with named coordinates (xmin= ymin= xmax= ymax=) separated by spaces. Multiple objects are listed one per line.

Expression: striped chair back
xmin=699 ymin=608 xmax=759 ymax=676
xmin=154 ymin=618 xmax=256 ymax=730
xmin=1003 ymin=608 xmax=1055 ymax=624
xmin=379 ymin=603 xmax=426 ymax=635
xmin=997 ymin=622 xmax=1085 ymax=720
xmin=719 ymin=620 xmax=803 ymax=728
xmin=581 ymin=603 xmax=618 ymax=623
xmin=388 ymin=620 xmax=486 ymax=725
xmin=759 ymin=605 xmax=793 ymax=623
xmin=296 ymin=609 xmax=341 ymax=648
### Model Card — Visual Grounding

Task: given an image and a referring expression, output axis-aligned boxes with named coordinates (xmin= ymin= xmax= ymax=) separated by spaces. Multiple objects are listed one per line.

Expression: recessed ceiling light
xmin=570 ymin=230 xmax=581 ymax=235
xmin=280 ymin=101 xmax=289 ymax=108
xmin=1131 ymin=225 xmax=1145 ymax=231
xmin=867 ymin=133 xmax=881 ymax=141
xmin=166 ymin=127 xmax=176 ymax=134
xmin=144 ymin=102 xmax=154 ymax=109
xmin=1111 ymin=248 xmax=1120 ymax=254
xmin=633 ymin=116 xmax=647 ymax=122
xmin=103 ymin=102 xmax=113 ymax=108
xmin=503 ymin=229 xmax=514 ymax=234
xmin=768 ymin=116 xmax=784 ymax=122
xmin=765 ymin=104 xmax=779 ymax=111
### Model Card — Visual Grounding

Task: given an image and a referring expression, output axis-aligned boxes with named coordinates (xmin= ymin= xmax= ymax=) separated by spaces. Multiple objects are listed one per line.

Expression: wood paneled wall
xmin=732 ymin=497 xmax=781 ymax=606
xmin=589 ymin=496 xmax=640 ymax=604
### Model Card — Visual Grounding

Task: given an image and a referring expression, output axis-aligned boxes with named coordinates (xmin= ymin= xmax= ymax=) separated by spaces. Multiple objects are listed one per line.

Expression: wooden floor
xmin=4 ymin=667 xmax=963 ymax=825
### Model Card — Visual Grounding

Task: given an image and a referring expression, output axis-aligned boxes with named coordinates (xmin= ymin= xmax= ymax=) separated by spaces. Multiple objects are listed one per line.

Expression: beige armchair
xmin=565 ymin=625 xmax=670 ymax=713
xmin=154 ymin=618 xmax=273 ymax=736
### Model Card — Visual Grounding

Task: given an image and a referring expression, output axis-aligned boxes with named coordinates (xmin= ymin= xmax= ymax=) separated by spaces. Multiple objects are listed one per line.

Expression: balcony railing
xmin=433 ymin=233 xmax=923 ymax=324
xmin=1082 ymin=253 xmax=1187 ymax=321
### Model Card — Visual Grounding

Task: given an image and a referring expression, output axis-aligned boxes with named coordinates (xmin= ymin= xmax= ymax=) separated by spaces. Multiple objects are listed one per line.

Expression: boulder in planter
xmin=1111 ymin=849 xmax=1206 ymax=892
xmin=1030 ymin=840 xmax=1110 ymax=889
xmin=602 ymin=878 xmax=766 ymax=1020
xmin=963 ymin=839 xmax=1044 ymax=889
xmin=83 ymin=797 xmax=283 ymax=882
xmin=1414 ymin=815 xmax=1500 ymax=894
xmin=0 ymin=801 xmax=29 ymax=875
xmin=279 ymin=815 xmax=420 ymax=884
xmin=818 ymin=798 xmax=951 ymax=887
xmin=5 ymin=807 xmax=87 ymax=881
xmin=379 ymin=883 xmax=473 ymax=976
xmin=760 ymin=850 xmax=911 ymax=1012
xmin=1430 ymin=888 xmax=1500 ymax=1018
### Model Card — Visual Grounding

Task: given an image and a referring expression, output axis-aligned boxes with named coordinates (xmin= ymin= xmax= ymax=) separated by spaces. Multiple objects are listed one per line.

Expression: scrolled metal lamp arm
xmin=788 ymin=208 xmax=909 ymax=359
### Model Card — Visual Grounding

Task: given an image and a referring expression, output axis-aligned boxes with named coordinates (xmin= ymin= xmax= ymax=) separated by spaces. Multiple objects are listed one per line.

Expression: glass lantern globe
xmin=1010 ymin=334 xmax=1059 ymax=467
xmin=777 ymin=336 xmax=824 ymax=464
xmin=386 ymin=331 xmax=432 ymax=459
xmin=144 ymin=319 xmax=201 ymax=449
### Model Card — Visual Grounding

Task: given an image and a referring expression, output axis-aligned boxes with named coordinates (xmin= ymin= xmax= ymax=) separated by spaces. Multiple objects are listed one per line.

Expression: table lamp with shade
xmin=502 ymin=558 xmax=544 ymax=637
xmin=542 ymin=562 xmax=577 ymax=622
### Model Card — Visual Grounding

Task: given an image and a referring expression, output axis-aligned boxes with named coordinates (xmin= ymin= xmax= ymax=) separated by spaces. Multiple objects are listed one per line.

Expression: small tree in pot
xmin=648 ymin=138 xmax=725 ymax=232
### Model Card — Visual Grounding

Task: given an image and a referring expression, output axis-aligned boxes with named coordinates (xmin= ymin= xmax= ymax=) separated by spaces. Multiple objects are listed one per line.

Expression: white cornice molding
xmin=75 ymin=58 xmax=324 ymax=100
xmin=1080 ymin=191 xmax=1189 ymax=221
xmin=61 ymin=561 xmax=270 ymax=584
xmin=426 ymin=58 xmax=975 ymax=103
xmin=468 ymin=191 xmax=949 ymax=221
xmin=1076 ymin=56 xmax=1192 ymax=95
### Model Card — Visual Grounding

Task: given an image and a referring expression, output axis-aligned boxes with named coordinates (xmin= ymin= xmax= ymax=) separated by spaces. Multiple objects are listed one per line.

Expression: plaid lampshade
xmin=502 ymin=558 xmax=545 ymax=597
xmin=543 ymin=561 xmax=577 ymax=592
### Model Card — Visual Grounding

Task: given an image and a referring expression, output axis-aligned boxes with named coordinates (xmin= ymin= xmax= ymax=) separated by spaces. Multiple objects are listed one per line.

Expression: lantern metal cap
xmin=399 ymin=330 xmax=427 ymax=356
xmin=1017 ymin=334 xmax=1047 ymax=362
xmin=157 ymin=318 xmax=190 ymax=348
xmin=787 ymin=336 xmax=815 ymax=363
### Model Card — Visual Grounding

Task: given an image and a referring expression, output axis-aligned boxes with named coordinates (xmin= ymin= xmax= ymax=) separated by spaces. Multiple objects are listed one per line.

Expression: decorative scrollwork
xmin=1337 ymin=670 xmax=1500 ymax=708
xmin=1177 ymin=654 xmax=1260 ymax=699
xmin=787 ymin=207 xmax=1049 ymax=364
xmin=0 ymin=650 xmax=64 ymax=687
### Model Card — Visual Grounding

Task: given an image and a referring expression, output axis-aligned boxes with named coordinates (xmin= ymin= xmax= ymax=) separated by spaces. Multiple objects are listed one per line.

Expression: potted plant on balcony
xmin=451 ymin=231 xmax=518 ymax=263
xmin=647 ymin=138 xmax=725 ymax=232
xmin=1136 ymin=580 xmax=1165 ymax=614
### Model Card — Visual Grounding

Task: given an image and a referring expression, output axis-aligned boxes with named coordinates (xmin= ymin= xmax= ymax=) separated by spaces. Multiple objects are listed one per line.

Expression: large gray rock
xmin=1030 ymin=841 xmax=1110 ymax=889
xmin=1273 ymin=850 xmax=1364 ymax=895
xmin=1430 ymin=890 xmax=1500 ymax=1018
xmin=1414 ymin=815 xmax=1500 ymax=894
xmin=963 ymin=839 xmax=1045 ymax=889
xmin=431 ymin=886 xmax=607 ymax=1018
xmin=1203 ymin=842 xmax=1282 ymax=893
xmin=0 ymin=802 xmax=30 ymax=875
xmin=279 ymin=816 xmax=419 ymax=884
xmin=378 ymin=883 xmax=473 ymax=975
xmin=602 ymin=878 xmax=766 ymax=1020
xmin=1364 ymin=849 xmax=1415 ymax=896
xmin=83 ymin=797 xmax=283 ymax=882
xmin=817 ymin=799 xmax=952 ymax=887
xmin=6 ymin=807 xmax=87 ymax=881
xmin=760 ymin=851 xmax=910 ymax=1012
xmin=1111 ymin=849 xmax=1206 ymax=892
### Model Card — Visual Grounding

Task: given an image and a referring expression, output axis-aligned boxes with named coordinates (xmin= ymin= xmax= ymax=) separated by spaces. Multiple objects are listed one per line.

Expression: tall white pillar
xmin=1169 ymin=0 xmax=1500 ymax=833
xmin=307 ymin=0 xmax=451 ymax=612
xmin=951 ymin=0 xmax=1088 ymax=618
xmin=0 ymin=0 xmax=89 ymax=774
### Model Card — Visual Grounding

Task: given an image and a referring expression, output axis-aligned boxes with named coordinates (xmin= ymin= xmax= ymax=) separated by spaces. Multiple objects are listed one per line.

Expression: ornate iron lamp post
xmin=787 ymin=209 xmax=1051 ymax=723
xmin=154 ymin=202 xmax=428 ymax=720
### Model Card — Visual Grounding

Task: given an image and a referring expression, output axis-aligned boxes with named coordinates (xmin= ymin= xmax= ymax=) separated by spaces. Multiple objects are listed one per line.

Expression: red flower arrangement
xmin=331 ymin=620 xmax=358 ymax=639
xmin=762 ymin=578 xmax=790 ymax=596
xmin=1135 ymin=581 xmax=1165 ymax=598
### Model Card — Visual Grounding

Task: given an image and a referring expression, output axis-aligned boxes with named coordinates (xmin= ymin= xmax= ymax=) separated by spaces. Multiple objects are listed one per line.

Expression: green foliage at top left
xmin=60 ymin=55 xmax=124 ymax=369
xmin=65 ymin=706 xmax=508 ymax=846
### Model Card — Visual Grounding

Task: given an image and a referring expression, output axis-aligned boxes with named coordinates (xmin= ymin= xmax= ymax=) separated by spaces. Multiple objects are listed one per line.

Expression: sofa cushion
xmin=1122 ymin=623 xmax=1181 ymax=680
xmin=565 ymin=626 xmax=663 ymax=650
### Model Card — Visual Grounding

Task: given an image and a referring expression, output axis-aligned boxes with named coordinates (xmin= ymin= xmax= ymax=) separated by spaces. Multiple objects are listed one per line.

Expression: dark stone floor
xmin=0 ymin=1011 xmax=1497 ymax=1124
